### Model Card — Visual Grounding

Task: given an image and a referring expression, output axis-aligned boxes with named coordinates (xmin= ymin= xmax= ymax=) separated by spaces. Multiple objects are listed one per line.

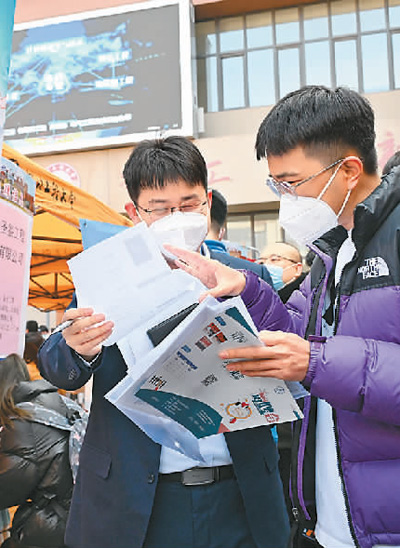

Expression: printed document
xmin=67 ymin=222 xmax=205 ymax=348
xmin=107 ymin=296 xmax=304 ymax=457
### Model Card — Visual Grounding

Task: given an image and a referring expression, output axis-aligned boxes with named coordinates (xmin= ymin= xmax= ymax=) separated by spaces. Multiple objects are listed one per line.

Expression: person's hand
xmin=163 ymin=244 xmax=246 ymax=300
xmin=219 ymin=330 xmax=310 ymax=381
xmin=60 ymin=308 xmax=114 ymax=360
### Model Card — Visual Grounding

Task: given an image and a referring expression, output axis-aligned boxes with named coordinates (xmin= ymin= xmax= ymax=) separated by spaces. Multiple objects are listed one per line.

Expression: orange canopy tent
xmin=2 ymin=142 xmax=133 ymax=312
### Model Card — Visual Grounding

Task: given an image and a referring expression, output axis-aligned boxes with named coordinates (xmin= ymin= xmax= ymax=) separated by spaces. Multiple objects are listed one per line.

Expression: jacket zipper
xmin=332 ymin=268 xmax=360 ymax=548
xmin=291 ymin=272 xmax=327 ymax=526
xmin=331 ymin=407 xmax=360 ymax=548
xmin=290 ymin=249 xmax=330 ymax=527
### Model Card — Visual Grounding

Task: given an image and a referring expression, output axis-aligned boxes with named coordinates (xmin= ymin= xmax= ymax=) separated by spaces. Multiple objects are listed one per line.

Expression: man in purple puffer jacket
xmin=168 ymin=86 xmax=400 ymax=548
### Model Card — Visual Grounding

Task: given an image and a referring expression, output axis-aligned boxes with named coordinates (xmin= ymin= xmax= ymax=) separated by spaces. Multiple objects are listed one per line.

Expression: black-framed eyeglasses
xmin=266 ymin=158 xmax=344 ymax=198
xmin=135 ymin=199 xmax=208 ymax=220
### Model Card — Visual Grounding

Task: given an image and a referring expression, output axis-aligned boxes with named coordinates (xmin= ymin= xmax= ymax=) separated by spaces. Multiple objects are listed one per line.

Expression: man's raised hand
xmin=164 ymin=244 xmax=246 ymax=301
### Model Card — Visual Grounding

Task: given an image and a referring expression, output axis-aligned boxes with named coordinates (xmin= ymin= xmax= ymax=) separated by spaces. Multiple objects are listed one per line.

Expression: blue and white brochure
xmin=107 ymin=296 xmax=304 ymax=458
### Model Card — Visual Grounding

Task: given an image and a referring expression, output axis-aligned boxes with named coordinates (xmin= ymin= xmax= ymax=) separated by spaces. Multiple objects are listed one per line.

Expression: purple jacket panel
xmin=307 ymin=282 xmax=400 ymax=427
xmin=242 ymin=270 xmax=311 ymax=336
xmin=308 ymin=333 xmax=400 ymax=426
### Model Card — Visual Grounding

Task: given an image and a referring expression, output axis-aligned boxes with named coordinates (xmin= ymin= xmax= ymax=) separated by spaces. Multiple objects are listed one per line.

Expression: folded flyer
xmin=107 ymin=296 xmax=304 ymax=452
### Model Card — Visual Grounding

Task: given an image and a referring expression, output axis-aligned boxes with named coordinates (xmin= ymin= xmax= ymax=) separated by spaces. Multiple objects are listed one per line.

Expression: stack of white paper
xmin=68 ymin=222 xmax=205 ymax=353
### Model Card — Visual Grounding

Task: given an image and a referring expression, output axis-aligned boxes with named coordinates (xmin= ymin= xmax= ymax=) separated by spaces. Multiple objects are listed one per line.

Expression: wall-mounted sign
xmin=47 ymin=162 xmax=81 ymax=187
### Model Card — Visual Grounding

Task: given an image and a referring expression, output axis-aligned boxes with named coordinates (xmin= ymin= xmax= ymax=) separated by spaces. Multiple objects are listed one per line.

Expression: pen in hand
xmin=51 ymin=313 xmax=109 ymax=336
xmin=51 ymin=319 xmax=75 ymax=335
xmin=50 ymin=309 xmax=113 ymax=359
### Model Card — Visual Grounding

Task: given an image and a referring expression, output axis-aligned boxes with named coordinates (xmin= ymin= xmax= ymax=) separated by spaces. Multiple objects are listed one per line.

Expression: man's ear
xmin=124 ymin=202 xmax=141 ymax=225
xmin=342 ymin=156 xmax=363 ymax=190
xmin=294 ymin=262 xmax=303 ymax=278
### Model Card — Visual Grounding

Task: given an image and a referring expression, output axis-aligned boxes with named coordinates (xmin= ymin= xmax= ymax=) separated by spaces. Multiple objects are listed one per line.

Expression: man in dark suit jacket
xmin=38 ymin=136 xmax=289 ymax=548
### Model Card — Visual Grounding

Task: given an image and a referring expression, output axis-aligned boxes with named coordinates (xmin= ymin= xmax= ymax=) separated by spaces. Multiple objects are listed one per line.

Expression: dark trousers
xmin=143 ymin=477 xmax=258 ymax=548
xmin=278 ymin=447 xmax=293 ymax=524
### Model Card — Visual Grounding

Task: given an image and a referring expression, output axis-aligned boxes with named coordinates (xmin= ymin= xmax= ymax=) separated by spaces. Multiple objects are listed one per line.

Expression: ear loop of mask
xmin=337 ymin=189 xmax=352 ymax=218
xmin=316 ymin=160 xmax=344 ymax=201
xmin=282 ymin=262 xmax=302 ymax=286
xmin=315 ymin=159 xmax=352 ymax=218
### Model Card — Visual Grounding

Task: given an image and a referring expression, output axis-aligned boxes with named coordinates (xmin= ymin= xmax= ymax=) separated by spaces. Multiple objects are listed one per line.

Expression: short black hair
xmin=210 ymin=189 xmax=227 ymax=231
xmin=26 ymin=320 xmax=38 ymax=333
xmin=256 ymin=86 xmax=378 ymax=174
xmin=382 ymin=150 xmax=400 ymax=176
xmin=123 ymin=136 xmax=208 ymax=203
xmin=24 ymin=333 xmax=44 ymax=365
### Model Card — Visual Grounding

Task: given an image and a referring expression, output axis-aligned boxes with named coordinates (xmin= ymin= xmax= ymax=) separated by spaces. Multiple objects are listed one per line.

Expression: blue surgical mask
xmin=267 ymin=265 xmax=285 ymax=291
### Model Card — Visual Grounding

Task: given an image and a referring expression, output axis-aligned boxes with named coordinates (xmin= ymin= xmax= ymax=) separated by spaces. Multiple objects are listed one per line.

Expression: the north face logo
xmin=357 ymin=257 xmax=389 ymax=280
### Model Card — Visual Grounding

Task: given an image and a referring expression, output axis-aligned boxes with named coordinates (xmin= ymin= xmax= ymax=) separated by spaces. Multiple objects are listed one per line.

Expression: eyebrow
xmin=147 ymin=193 xmax=203 ymax=206
xmin=269 ymin=171 xmax=301 ymax=180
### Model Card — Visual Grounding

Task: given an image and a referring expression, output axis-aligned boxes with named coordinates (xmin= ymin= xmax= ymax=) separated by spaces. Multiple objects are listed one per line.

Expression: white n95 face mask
xmin=150 ymin=211 xmax=208 ymax=253
xmin=279 ymin=194 xmax=341 ymax=247
xmin=279 ymin=161 xmax=351 ymax=247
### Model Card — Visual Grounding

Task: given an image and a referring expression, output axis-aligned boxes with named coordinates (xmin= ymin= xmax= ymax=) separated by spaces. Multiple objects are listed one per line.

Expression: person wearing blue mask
xmin=258 ymin=242 xmax=304 ymax=293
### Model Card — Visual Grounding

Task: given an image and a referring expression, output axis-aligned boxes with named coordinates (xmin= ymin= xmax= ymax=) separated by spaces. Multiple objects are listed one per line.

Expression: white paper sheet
xmin=67 ymin=222 xmax=205 ymax=348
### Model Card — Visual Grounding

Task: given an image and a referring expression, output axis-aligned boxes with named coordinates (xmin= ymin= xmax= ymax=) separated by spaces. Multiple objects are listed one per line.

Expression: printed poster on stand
xmin=0 ymin=157 xmax=35 ymax=357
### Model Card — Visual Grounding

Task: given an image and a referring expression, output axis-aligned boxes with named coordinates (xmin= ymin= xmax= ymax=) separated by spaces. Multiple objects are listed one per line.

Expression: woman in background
xmin=23 ymin=332 xmax=45 ymax=381
xmin=0 ymin=354 xmax=73 ymax=548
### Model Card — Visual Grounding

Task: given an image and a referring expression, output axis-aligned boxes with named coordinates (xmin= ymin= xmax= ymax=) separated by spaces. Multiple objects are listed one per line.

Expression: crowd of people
xmin=1 ymin=84 xmax=400 ymax=548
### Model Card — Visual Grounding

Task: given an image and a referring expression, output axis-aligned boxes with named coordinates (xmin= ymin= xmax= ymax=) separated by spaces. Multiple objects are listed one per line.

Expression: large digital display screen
xmin=4 ymin=0 xmax=196 ymax=155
